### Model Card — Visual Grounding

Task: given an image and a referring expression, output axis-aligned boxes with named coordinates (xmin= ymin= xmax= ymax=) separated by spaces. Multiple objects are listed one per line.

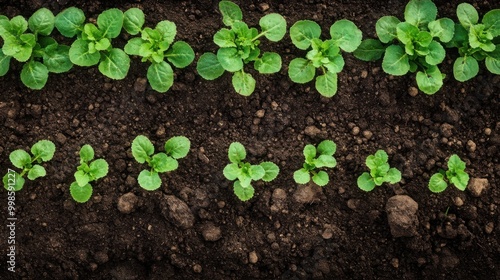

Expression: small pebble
xmin=466 ymin=140 xmax=476 ymax=152
xmin=484 ymin=128 xmax=491 ymax=136
xmin=352 ymin=126 xmax=360 ymax=136
xmin=259 ymin=3 xmax=270 ymax=11
xmin=485 ymin=222 xmax=494 ymax=234
xmin=134 ymin=78 xmax=148 ymax=92
xmin=362 ymin=130 xmax=373 ymax=140
xmin=453 ymin=197 xmax=464 ymax=207
xmin=255 ymin=109 xmax=265 ymax=118
xmin=248 ymin=251 xmax=258 ymax=264
xmin=408 ymin=87 xmax=418 ymax=97
xmin=193 ymin=264 xmax=202 ymax=273
xmin=117 ymin=192 xmax=138 ymax=214
xmin=360 ymin=70 xmax=368 ymax=78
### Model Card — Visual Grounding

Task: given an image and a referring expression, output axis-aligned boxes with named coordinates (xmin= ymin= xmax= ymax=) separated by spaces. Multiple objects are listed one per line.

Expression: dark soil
xmin=1 ymin=0 xmax=499 ymax=279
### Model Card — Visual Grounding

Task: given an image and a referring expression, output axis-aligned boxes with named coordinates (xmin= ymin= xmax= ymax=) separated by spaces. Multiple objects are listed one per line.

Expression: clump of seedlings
xmin=293 ymin=140 xmax=337 ymax=186
xmin=428 ymin=154 xmax=469 ymax=193
xmin=357 ymin=150 xmax=402 ymax=191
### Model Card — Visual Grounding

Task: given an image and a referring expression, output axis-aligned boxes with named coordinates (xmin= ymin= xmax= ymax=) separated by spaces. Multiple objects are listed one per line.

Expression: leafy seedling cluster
xmin=0 ymin=8 xmax=73 ymax=89
xmin=428 ymin=154 xmax=470 ymax=193
xmin=289 ymin=20 xmax=362 ymax=97
xmin=2 ymin=140 xmax=56 ymax=191
xmin=223 ymin=142 xmax=279 ymax=201
xmin=355 ymin=0 xmax=454 ymax=94
xmin=448 ymin=4 xmax=500 ymax=81
xmin=357 ymin=150 xmax=402 ymax=191
xmin=132 ymin=135 xmax=190 ymax=191
xmin=293 ymin=140 xmax=337 ymax=186
xmin=197 ymin=1 xmax=286 ymax=96
xmin=70 ymin=144 xmax=109 ymax=203
xmin=123 ymin=8 xmax=195 ymax=92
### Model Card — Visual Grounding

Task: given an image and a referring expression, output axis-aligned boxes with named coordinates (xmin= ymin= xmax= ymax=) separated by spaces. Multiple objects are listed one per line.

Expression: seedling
xmin=357 ymin=150 xmax=401 ymax=191
xmin=197 ymin=1 xmax=286 ymax=96
xmin=428 ymin=154 xmax=469 ymax=193
xmin=354 ymin=0 xmax=454 ymax=94
xmin=223 ymin=142 xmax=279 ymax=201
xmin=69 ymin=144 xmax=109 ymax=203
xmin=293 ymin=140 xmax=337 ymax=186
xmin=2 ymin=140 xmax=56 ymax=191
xmin=288 ymin=20 xmax=362 ymax=97
xmin=0 ymin=8 xmax=73 ymax=89
xmin=55 ymin=7 xmax=130 ymax=79
xmin=448 ymin=4 xmax=500 ymax=81
xmin=131 ymin=135 xmax=190 ymax=191
xmin=123 ymin=8 xmax=195 ymax=92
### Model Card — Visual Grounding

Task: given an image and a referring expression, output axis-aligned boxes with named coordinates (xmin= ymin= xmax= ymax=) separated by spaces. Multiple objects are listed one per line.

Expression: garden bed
xmin=1 ymin=0 xmax=499 ymax=279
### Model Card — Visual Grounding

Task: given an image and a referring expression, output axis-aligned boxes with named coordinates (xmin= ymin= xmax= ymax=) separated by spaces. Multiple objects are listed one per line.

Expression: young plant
xmin=448 ymin=4 xmax=500 ymax=81
xmin=223 ymin=142 xmax=279 ymax=201
xmin=197 ymin=1 xmax=286 ymax=96
xmin=123 ymin=8 xmax=195 ymax=93
xmin=54 ymin=7 xmax=130 ymax=79
xmin=288 ymin=20 xmax=362 ymax=97
xmin=2 ymin=140 xmax=56 ymax=191
xmin=69 ymin=144 xmax=109 ymax=203
xmin=293 ymin=140 xmax=337 ymax=186
xmin=354 ymin=0 xmax=454 ymax=94
xmin=357 ymin=150 xmax=401 ymax=191
xmin=428 ymin=154 xmax=469 ymax=193
xmin=131 ymin=135 xmax=190 ymax=191
xmin=0 ymin=8 xmax=73 ymax=89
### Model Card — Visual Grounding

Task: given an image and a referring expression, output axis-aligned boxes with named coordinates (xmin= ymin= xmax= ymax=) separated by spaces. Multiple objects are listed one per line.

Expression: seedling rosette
xmin=223 ymin=142 xmax=279 ymax=201
xmin=123 ymin=8 xmax=195 ymax=93
xmin=354 ymin=0 xmax=454 ymax=94
xmin=70 ymin=144 xmax=109 ymax=203
xmin=197 ymin=1 xmax=286 ymax=96
xmin=428 ymin=154 xmax=469 ymax=193
xmin=293 ymin=140 xmax=337 ymax=186
xmin=288 ymin=20 xmax=362 ymax=97
xmin=357 ymin=150 xmax=402 ymax=191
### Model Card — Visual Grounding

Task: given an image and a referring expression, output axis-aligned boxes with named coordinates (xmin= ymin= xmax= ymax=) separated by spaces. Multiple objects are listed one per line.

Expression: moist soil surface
xmin=1 ymin=0 xmax=499 ymax=279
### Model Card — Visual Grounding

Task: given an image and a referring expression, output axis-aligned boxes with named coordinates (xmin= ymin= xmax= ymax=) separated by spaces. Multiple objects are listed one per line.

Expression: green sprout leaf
xmin=27 ymin=164 xmax=46 ymax=180
xmin=453 ymin=56 xmax=479 ymax=81
xmin=0 ymin=49 xmax=11 ymax=76
xmin=98 ymin=48 xmax=130 ymax=80
xmin=43 ymin=44 xmax=73 ymax=73
xmin=138 ymin=170 xmax=162 ymax=191
xmin=55 ymin=7 xmax=85 ymax=37
xmin=382 ymin=45 xmax=410 ymax=75
xmin=314 ymin=155 xmax=337 ymax=168
xmin=259 ymin=13 xmax=287 ymax=42
xmin=74 ymin=170 xmax=90 ymax=187
xmin=428 ymin=173 xmax=447 ymax=193
xmin=147 ymin=61 xmax=174 ymax=93
xmin=214 ymin=28 xmax=236 ymax=48
xmin=232 ymin=71 xmax=255 ymax=96
xmin=197 ymin=52 xmax=225 ymax=80
xmin=79 ymin=144 xmax=95 ymax=162
xmin=249 ymin=165 xmax=265 ymax=181
xmin=254 ymin=52 xmax=281 ymax=74
xmin=330 ymin=19 xmax=362 ymax=52
xmin=165 ymin=41 xmax=195 ymax=68
xmin=20 ymin=60 xmax=48 ymax=90
xmin=31 ymin=140 xmax=56 ymax=162
xmin=28 ymin=8 xmax=55 ymax=36
xmin=317 ymin=140 xmax=336 ymax=156
xmin=3 ymin=172 xmax=25 ymax=191
xmin=228 ymin=142 xmax=246 ymax=163
xmin=151 ymin=153 xmax=178 ymax=173
xmin=69 ymin=39 xmax=100 ymax=66
xmin=260 ymin=162 xmax=279 ymax=182
xmin=485 ymin=48 xmax=500 ymax=74
xmin=483 ymin=9 xmax=500 ymax=37
xmin=89 ymin=159 xmax=109 ymax=180
xmin=132 ymin=135 xmax=155 ymax=163
xmin=425 ymin=41 xmax=446 ymax=65
xmin=315 ymin=71 xmax=338 ymax=97
xmin=456 ymin=3 xmax=479 ymax=29
xmin=70 ymin=182 xmax=93 ymax=203
xmin=97 ymin=8 xmax=123 ymax=39
xmin=428 ymin=18 xmax=455 ymax=43
xmin=217 ymin=47 xmax=243 ymax=72
xmin=357 ymin=172 xmax=376 ymax=191
xmin=288 ymin=58 xmax=315 ymax=84
xmin=223 ymin=163 xmax=241 ymax=181
xmin=156 ymin=20 xmax=177 ymax=45
xmin=219 ymin=1 xmax=243 ymax=26
xmin=376 ymin=16 xmax=401 ymax=43
xmin=415 ymin=66 xmax=443 ymax=94
xmin=290 ymin=20 xmax=321 ymax=50
xmin=233 ymin=180 xmax=254 ymax=201
xmin=353 ymin=39 xmax=386 ymax=61
xmin=293 ymin=168 xmax=311 ymax=184
xmin=10 ymin=150 xmax=31 ymax=169
xmin=404 ymin=0 xmax=437 ymax=28
xmin=385 ymin=168 xmax=402 ymax=184
xmin=358 ymin=150 xmax=401 ymax=191
xmin=123 ymin=8 xmax=145 ymax=35
xmin=165 ymin=136 xmax=191 ymax=159
xmin=312 ymin=171 xmax=329 ymax=187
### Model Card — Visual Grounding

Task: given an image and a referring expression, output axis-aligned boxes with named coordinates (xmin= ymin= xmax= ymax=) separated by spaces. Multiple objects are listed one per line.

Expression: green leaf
xmin=249 ymin=165 xmax=265 ymax=181
xmin=232 ymin=71 xmax=255 ymax=96
xmin=316 ymin=71 xmax=338 ymax=97
xmin=131 ymin=135 xmax=155 ymax=164
xmin=79 ymin=144 xmax=94 ymax=162
xmin=317 ymin=140 xmax=336 ymax=156
xmin=9 ymin=16 xmax=28 ymax=35
xmin=123 ymin=8 xmax=144 ymax=35
xmin=485 ymin=47 xmax=500 ymax=74
xmin=428 ymin=18 xmax=455 ymax=43
xmin=447 ymin=154 xmax=466 ymax=172
xmin=404 ymin=0 xmax=437 ymax=27
xmin=288 ymin=57 xmax=315 ymax=83
xmin=425 ymin=41 xmax=445 ymax=65
xmin=219 ymin=1 xmax=243 ymax=26
xmin=382 ymin=45 xmax=410 ymax=75
xmin=314 ymin=155 xmax=337 ymax=168
xmin=357 ymin=172 xmax=376 ymax=191
xmin=74 ymin=170 xmax=90 ymax=187
xmin=366 ymin=150 xmax=388 ymax=169
xmin=165 ymin=41 xmax=195 ymax=68
xmin=70 ymin=182 xmax=93 ymax=203
xmin=28 ymin=8 xmax=54 ymax=35
xmin=147 ymin=61 xmax=174 ymax=93
xmin=330 ymin=19 xmax=362 ymax=53
xmin=312 ymin=171 xmax=329 ymax=187
xmin=214 ymin=28 xmax=236 ymax=48
xmin=353 ymin=39 xmax=386 ymax=61
xmin=27 ymin=164 xmax=46 ymax=180
xmin=396 ymin=22 xmax=419 ymax=45
xmin=0 ymin=49 xmax=11 ymax=76
xmin=3 ymin=172 xmax=25 ymax=191
xmin=293 ymin=168 xmax=311 ymax=184
xmin=290 ymin=20 xmax=321 ymax=50
xmin=138 ymin=170 xmax=162 ymax=191
xmin=31 ymin=140 xmax=56 ymax=162
xmin=259 ymin=13 xmax=287 ymax=42
xmin=483 ymin=9 xmax=500 ymax=37
xmin=223 ymin=163 xmax=241 ymax=180
xmin=323 ymin=53 xmax=345 ymax=74
xmin=196 ymin=52 xmax=225 ymax=80
xmin=233 ymin=180 xmax=254 ymax=201
xmin=385 ymin=168 xmax=402 ymax=184
xmin=217 ymin=47 xmax=243 ymax=72
xmin=453 ymin=56 xmax=479 ymax=81
xmin=254 ymin=52 xmax=281 ymax=74
xmin=260 ymin=162 xmax=279 ymax=182
xmin=97 ymin=8 xmax=123 ymax=38
xmin=228 ymin=142 xmax=246 ymax=163
xmin=10 ymin=149 xmax=31 ymax=169
xmin=416 ymin=66 xmax=443 ymax=94
xmin=124 ymin=37 xmax=143 ymax=56
xmin=450 ymin=171 xmax=469 ymax=191
xmin=303 ymin=144 xmax=317 ymax=162
xmin=375 ymin=16 xmax=401 ymax=43
xmin=4 ymin=33 xmax=35 ymax=62
xmin=428 ymin=173 xmax=448 ymax=193
xmin=99 ymin=48 xmax=130 ymax=80
xmin=69 ymin=39 xmax=100 ymax=66
xmin=55 ymin=7 xmax=85 ymax=37
xmin=89 ymin=158 xmax=109 ymax=180
xmin=43 ymin=44 xmax=73 ymax=73
xmin=456 ymin=3 xmax=478 ymax=29
xmin=95 ymin=38 xmax=111 ymax=51
xmin=156 ymin=20 xmax=177 ymax=45
xmin=151 ymin=153 xmax=178 ymax=173
xmin=165 ymin=136 xmax=191 ymax=159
